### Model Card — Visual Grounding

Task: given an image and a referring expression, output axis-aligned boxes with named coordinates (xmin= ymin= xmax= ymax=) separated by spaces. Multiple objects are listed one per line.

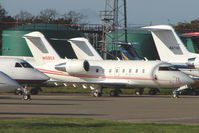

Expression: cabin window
xmin=116 ymin=69 xmax=119 ymax=73
xmin=123 ymin=69 xmax=125 ymax=73
xmin=96 ymin=69 xmax=99 ymax=73
xmin=142 ymin=69 xmax=145 ymax=73
xmin=136 ymin=69 xmax=138 ymax=73
xmin=109 ymin=69 xmax=112 ymax=73
xmin=21 ymin=62 xmax=33 ymax=68
xmin=15 ymin=63 xmax=22 ymax=68
xmin=129 ymin=69 xmax=131 ymax=73
xmin=159 ymin=66 xmax=179 ymax=71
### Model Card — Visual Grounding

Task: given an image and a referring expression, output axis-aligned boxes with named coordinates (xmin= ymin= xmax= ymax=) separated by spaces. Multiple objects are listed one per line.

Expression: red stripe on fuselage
xmin=37 ymin=68 xmax=173 ymax=82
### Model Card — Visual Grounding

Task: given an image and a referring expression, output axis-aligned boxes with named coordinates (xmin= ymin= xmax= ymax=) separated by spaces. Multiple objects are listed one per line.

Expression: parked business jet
xmin=142 ymin=25 xmax=199 ymax=76
xmin=0 ymin=58 xmax=49 ymax=100
xmin=142 ymin=25 xmax=199 ymax=93
xmin=0 ymin=71 xmax=21 ymax=92
xmin=19 ymin=31 xmax=193 ymax=98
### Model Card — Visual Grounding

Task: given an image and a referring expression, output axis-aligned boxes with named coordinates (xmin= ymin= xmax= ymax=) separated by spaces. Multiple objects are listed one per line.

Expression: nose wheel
xmin=21 ymin=85 xmax=31 ymax=100
xmin=23 ymin=94 xmax=31 ymax=100
xmin=172 ymin=90 xmax=179 ymax=98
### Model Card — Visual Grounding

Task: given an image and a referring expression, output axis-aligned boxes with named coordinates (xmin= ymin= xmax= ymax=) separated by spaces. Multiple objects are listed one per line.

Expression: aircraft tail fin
xmin=142 ymin=25 xmax=195 ymax=62
xmin=23 ymin=31 xmax=61 ymax=65
xmin=120 ymin=46 xmax=140 ymax=60
xmin=68 ymin=37 xmax=103 ymax=60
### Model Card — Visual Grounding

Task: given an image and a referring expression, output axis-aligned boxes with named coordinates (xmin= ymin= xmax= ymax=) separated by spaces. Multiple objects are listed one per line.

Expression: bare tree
xmin=62 ymin=11 xmax=84 ymax=24
xmin=14 ymin=11 xmax=33 ymax=22
xmin=0 ymin=4 xmax=7 ymax=21
xmin=38 ymin=9 xmax=58 ymax=23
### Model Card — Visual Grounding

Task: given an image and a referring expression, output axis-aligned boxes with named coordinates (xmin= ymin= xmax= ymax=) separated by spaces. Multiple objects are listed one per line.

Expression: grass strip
xmin=0 ymin=117 xmax=199 ymax=133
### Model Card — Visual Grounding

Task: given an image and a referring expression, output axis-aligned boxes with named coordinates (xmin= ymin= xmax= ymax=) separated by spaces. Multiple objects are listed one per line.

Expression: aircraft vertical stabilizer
xmin=68 ymin=37 xmax=103 ymax=60
xmin=24 ymin=32 xmax=61 ymax=65
xmin=142 ymin=25 xmax=198 ymax=63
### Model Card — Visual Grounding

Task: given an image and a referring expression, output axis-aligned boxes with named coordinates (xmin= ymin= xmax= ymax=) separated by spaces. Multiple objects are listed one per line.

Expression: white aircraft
xmin=17 ymin=31 xmax=193 ymax=98
xmin=0 ymin=71 xmax=20 ymax=92
xmin=0 ymin=58 xmax=49 ymax=100
xmin=142 ymin=25 xmax=199 ymax=78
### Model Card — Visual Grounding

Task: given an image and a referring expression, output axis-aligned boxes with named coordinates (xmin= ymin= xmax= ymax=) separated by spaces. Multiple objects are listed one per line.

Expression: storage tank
xmin=2 ymin=24 xmax=83 ymax=58
xmin=106 ymin=29 xmax=159 ymax=60
xmin=107 ymin=29 xmax=196 ymax=60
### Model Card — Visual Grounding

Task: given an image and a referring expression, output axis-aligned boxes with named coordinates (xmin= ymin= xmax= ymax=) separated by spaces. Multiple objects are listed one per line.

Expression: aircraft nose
xmin=38 ymin=72 xmax=50 ymax=81
xmin=32 ymin=69 xmax=50 ymax=83
xmin=0 ymin=72 xmax=21 ymax=92
xmin=181 ymin=75 xmax=194 ymax=85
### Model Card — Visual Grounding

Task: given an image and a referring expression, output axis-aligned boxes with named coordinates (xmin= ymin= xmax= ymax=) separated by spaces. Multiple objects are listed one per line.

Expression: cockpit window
xmin=159 ymin=66 xmax=179 ymax=71
xmin=20 ymin=62 xmax=33 ymax=68
xmin=15 ymin=63 xmax=22 ymax=68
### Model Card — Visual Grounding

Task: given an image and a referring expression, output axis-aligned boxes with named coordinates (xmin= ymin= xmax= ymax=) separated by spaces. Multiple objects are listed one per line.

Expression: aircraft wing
xmin=46 ymin=80 xmax=132 ymax=88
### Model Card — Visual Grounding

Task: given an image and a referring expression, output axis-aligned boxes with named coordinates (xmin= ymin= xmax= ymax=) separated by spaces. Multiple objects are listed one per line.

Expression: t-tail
xmin=117 ymin=42 xmax=141 ymax=60
xmin=68 ymin=37 xmax=103 ymax=60
xmin=142 ymin=25 xmax=199 ymax=63
xmin=23 ymin=31 xmax=61 ymax=65
xmin=120 ymin=47 xmax=140 ymax=60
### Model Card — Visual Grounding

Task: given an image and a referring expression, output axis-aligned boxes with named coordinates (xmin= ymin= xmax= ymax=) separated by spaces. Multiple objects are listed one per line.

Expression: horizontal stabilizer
xmin=68 ymin=37 xmax=103 ymax=60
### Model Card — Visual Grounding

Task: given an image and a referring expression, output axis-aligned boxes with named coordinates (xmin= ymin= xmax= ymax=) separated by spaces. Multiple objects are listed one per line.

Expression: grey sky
xmin=1 ymin=0 xmax=199 ymax=25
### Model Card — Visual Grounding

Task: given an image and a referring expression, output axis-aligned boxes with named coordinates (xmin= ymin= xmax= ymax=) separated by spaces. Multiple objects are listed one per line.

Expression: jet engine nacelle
xmin=55 ymin=60 xmax=90 ymax=75
xmin=187 ymin=57 xmax=199 ymax=69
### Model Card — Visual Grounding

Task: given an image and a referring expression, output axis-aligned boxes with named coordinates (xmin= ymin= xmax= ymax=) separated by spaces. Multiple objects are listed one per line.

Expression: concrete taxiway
xmin=0 ymin=93 xmax=199 ymax=124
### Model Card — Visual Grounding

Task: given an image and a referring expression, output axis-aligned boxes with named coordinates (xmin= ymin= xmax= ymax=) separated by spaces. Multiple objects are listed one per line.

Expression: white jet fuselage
xmin=27 ymin=59 xmax=192 ymax=89
xmin=0 ymin=58 xmax=49 ymax=85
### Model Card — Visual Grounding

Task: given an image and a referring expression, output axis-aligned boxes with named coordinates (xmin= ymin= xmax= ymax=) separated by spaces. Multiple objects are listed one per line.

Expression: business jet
xmin=142 ymin=25 xmax=199 ymax=91
xmin=0 ymin=58 xmax=49 ymax=100
xmin=15 ymin=31 xmax=193 ymax=98
xmin=142 ymin=25 xmax=199 ymax=75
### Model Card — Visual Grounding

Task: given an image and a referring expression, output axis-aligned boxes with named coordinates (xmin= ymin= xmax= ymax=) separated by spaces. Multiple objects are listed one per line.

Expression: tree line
xmin=0 ymin=3 xmax=85 ymax=32
xmin=1 ymin=3 xmax=199 ymax=34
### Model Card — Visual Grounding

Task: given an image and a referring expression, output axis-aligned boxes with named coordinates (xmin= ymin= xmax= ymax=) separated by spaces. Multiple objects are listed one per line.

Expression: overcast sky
xmin=1 ymin=0 xmax=199 ymax=25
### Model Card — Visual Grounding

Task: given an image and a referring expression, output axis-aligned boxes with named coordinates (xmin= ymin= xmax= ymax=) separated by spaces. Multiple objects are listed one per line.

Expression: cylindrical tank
xmin=2 ymin=24 xmax=83 ymax=58
xmin=107 ymin=29 xmax=159 ymax=60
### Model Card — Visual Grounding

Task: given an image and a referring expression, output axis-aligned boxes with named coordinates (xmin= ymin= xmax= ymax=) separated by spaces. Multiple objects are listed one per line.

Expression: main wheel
xmin=90 ymin=90 xmax=102 ymax=97
xmin=149 ymin=88 xmax=159 ymax=95
xmin=109 ymin=90 xmax=119 ymax=97
xmin=173 ymin=90 xmax=179 ymax=98
xmin=135 ymin=88 xmax=144 ymax=95
xmin=23 ymin=94 xmax=31 ymax=100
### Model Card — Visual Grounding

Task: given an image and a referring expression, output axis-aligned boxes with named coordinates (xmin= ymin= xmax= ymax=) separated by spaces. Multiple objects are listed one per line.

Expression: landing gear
xmin=15 ymin=88 xmax=23 ymax=95
xmin=172 ymin=90 xmax=179 ymax=98
xmin=90 ymin=88 xmax=102 ymax=97
xmin=23 ymin=94 xmax=31 ymax=100
xmin=135 ymin=88 xmax=144 ymax=95
xmin=172 ymin=85 xmax=189 ymax=98
xmin=149 ymin=88 xmax=160 ymax=95
xmin=109 ymin=89 xmax=121 ymax=97
xmin=21 ymin=85 xmax=31 ymax=100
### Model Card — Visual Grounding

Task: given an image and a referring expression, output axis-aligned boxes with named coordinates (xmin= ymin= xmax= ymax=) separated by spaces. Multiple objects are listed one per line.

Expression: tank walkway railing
xmin=59 ymin=24 xmax=103 ymax=33
xmin=0 ymin=22 xmax=103 ymax=33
